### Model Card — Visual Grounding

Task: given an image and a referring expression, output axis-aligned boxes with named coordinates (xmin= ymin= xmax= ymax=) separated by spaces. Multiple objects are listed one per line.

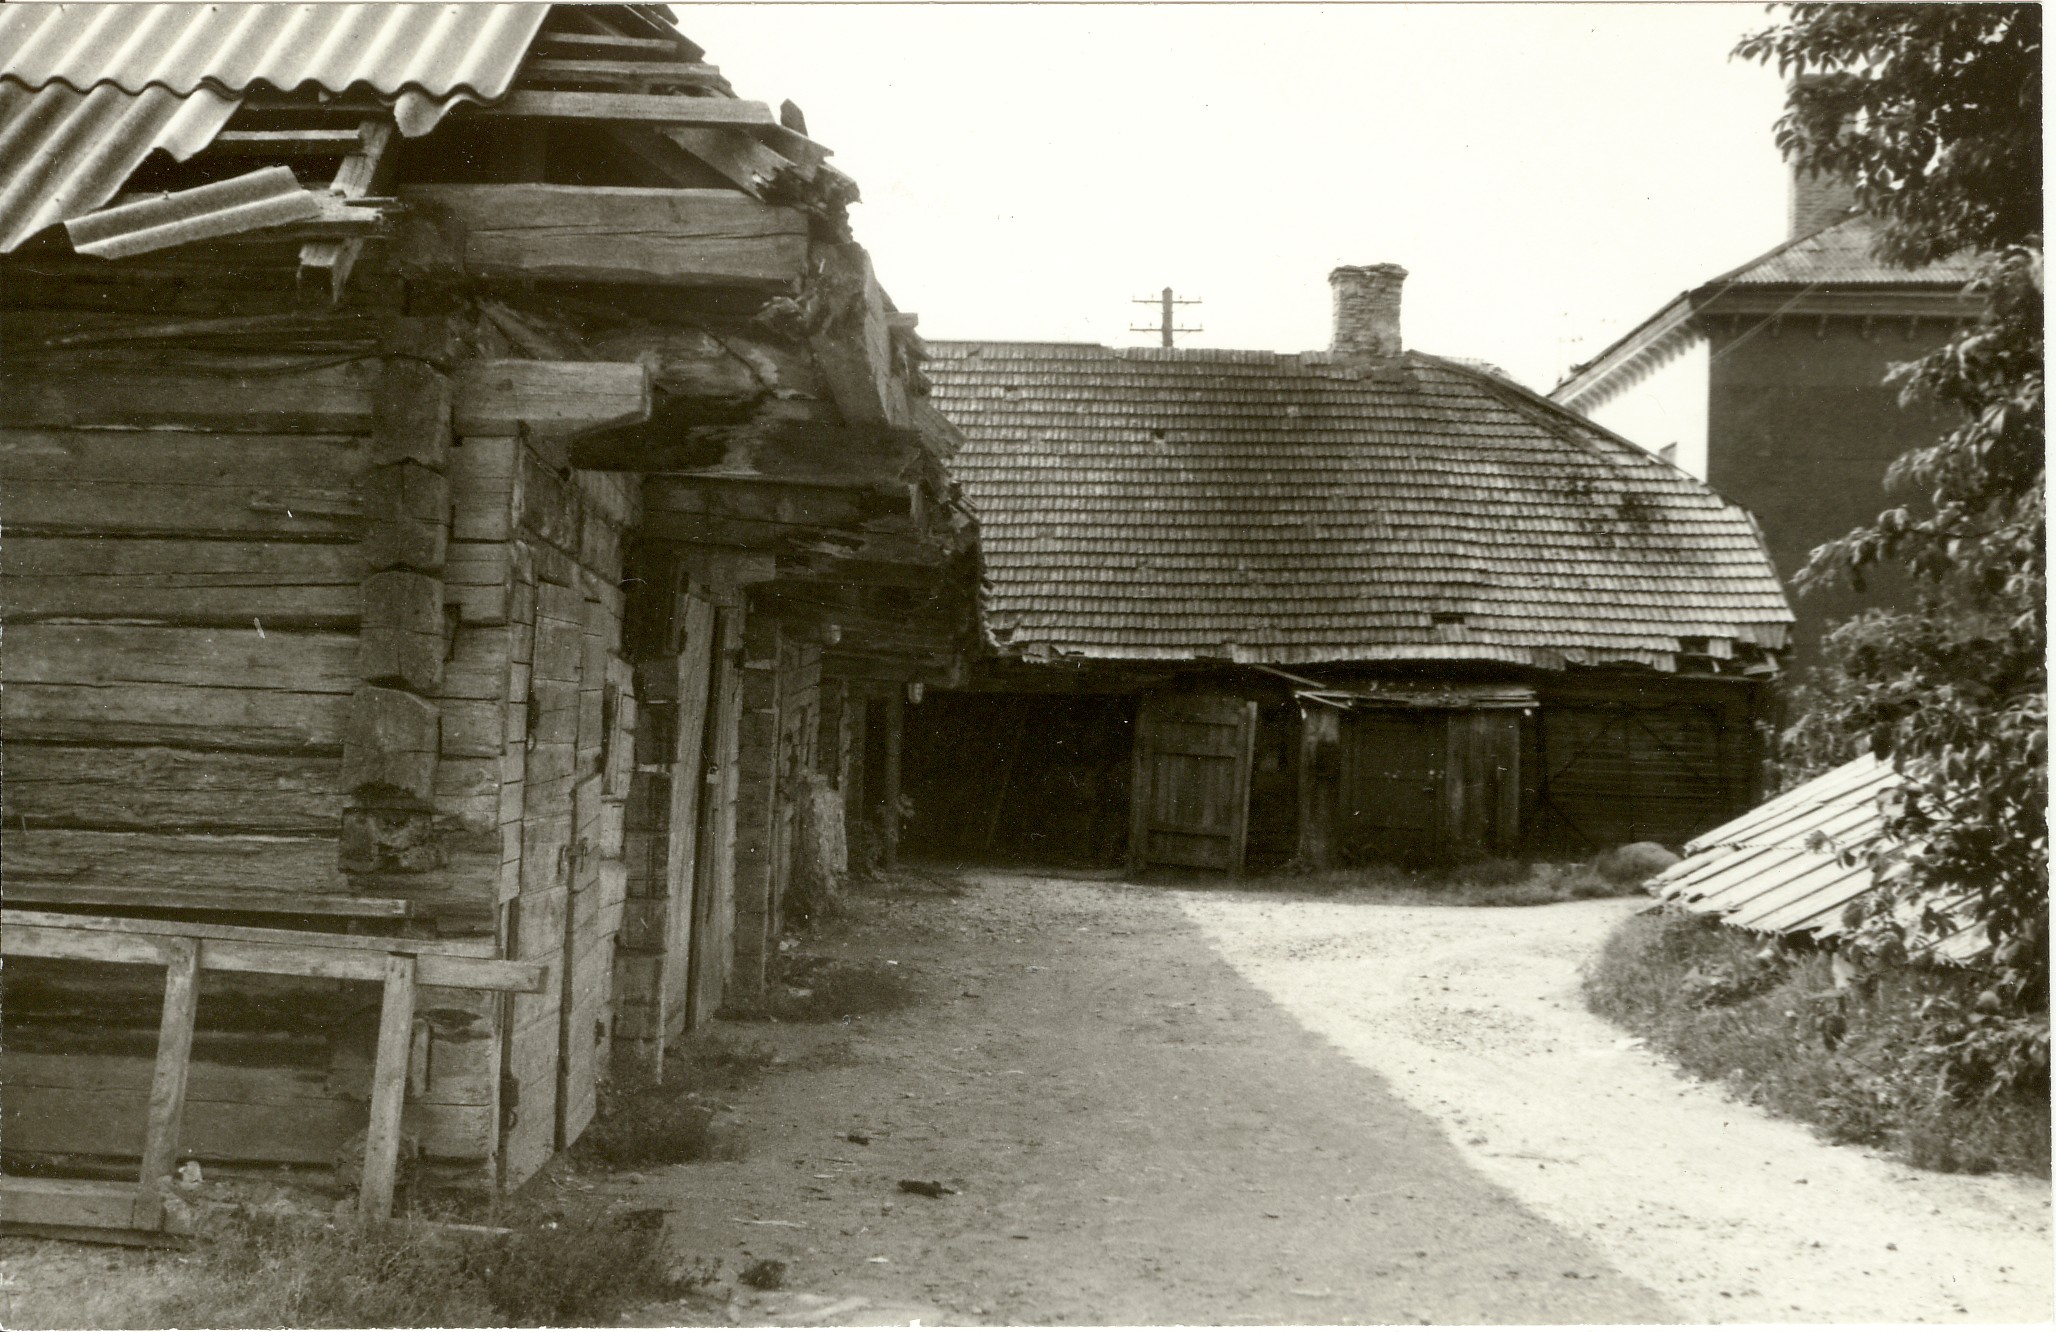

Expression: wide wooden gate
xmin=1536 ymin=703 xmax=1733 ymax=851
xmin=1128 ymin=693 xmax=1258 ymax=873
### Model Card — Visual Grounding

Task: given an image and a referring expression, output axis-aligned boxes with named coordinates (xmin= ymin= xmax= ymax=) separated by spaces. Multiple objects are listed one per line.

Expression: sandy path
xmin=1177 ymin=891 xmax=2054 ymax=1325
xmin=634 ymin=871 xmax=1675 ymax=1325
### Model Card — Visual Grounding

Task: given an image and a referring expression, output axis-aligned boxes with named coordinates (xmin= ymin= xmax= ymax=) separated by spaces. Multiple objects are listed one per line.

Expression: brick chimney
xmin=1788 ymin=163 xmax=1857 ymax=239
xmin=1329 ymin=264 xmax=1407 ymax=360
xmin=1785 ymin=74 xmax=1858 ymax=238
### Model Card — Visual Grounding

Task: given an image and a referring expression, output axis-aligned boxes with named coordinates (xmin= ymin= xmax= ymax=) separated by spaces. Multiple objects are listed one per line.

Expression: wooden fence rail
xmin=0 ymin=909 xmax=544 ymax=1240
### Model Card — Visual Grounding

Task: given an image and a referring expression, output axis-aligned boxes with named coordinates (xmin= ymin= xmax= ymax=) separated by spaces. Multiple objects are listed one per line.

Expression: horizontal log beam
xmin=0 ymin=357 xmax=379 ymax=434
xmin=5 ymin=744 xmax=343 ymax=835
xmin=534 ymin=31 xmax=702 ymax=61
xmin=399 ymin=185 xmax=808 ymax=288
xmin=519 ymin=58 xmax=728 ymax=90
xmin=4 ymin=884 xmax=409 ymax=917
xmin=0 ymin=537 xmax=363 ymax=625
xmin=2 ymin=911 xmax=542 ymax=993
xmin=578 ymin=417 xmax=922 ymax=486
xmin=452 ymin=358 xmax=650 ymax=436
xmin=821 ymin=648 xmax=963 ymax=687
xmin=466 ymin=91 xmax=823 ymax=161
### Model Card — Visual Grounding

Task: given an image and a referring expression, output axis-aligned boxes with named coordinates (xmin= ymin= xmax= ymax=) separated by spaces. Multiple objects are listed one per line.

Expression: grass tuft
xmin=573 ymin=1077 xmax=741 ymax=1169
xmin=1242 ymin=856 xmax=1627 ymax=906
xmin=140 ymin=1202 xmax=716 ymax=1328
xmin=773 ymin=957 xmax=918 ymax=1023
xmin=1583 ymin=907 xmax=2050 ymax=1176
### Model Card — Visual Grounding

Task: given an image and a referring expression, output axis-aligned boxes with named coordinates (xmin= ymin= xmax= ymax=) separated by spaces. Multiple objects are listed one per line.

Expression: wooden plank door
xmin=1445 ymin=710 xmax=1522 ymax=856
xmin=1338 ymin=710 xmax=1445 ymax=864
xmin=1128 ymin=693 xmax=1258 ymax=873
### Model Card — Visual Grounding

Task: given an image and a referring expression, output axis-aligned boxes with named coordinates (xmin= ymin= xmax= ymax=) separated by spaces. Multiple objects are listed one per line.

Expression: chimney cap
xmin=1330 ymin=262 xmax=1409 ymax=282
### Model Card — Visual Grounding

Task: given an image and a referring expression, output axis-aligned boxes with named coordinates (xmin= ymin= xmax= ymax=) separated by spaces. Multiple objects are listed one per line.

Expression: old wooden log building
xmin=912 ymin=266 xmax=1796 ymax=872
xmin=0 ymin=1 xmax=975 ymax=1230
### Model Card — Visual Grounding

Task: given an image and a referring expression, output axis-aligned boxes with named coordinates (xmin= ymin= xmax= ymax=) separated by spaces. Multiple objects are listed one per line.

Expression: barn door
xmin=1338 ymin=710 xmax=1445 ymax=864
xmin=1128 ymin=693 xmax=1259 ymax=873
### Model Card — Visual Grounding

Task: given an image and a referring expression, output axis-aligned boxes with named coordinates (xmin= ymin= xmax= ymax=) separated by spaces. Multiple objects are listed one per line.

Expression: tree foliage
xmin=1735 ymin=4 xmax=2041 ymax=266
xmin=1735 ymin=6 xmax=2045 ymax=1065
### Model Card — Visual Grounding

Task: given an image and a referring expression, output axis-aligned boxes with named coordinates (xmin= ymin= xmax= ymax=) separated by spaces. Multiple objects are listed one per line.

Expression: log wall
xmin=0 ymin=339 xmax=515 ymax=1176
xmin=0 ymin=338 xmax=645 ymax=1189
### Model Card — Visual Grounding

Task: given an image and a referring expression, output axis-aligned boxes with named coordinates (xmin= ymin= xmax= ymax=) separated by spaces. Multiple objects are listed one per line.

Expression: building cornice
xmin=1556 ymin=282 xmax=1982 ymax=412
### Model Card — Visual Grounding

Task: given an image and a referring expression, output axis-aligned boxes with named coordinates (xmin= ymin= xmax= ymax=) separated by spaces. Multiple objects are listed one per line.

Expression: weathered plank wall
xmin=727 ymin=614 xmax=822 ymax=1005
xmin=493 ymin=439 xmax=641 ymax=1186
xmin=612 ymin=572 xmax=720 ymax=1077
xmin=0 ymin=339 xmax=645 ymax=1188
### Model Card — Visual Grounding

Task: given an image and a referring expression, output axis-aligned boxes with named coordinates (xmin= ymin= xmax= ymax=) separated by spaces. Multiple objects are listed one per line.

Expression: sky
xmin=677 ymin=3 xmax=1797 ymax=390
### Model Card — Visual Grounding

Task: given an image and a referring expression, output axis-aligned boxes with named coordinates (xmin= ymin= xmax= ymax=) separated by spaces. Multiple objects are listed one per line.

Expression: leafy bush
xmin=1739 ymin=4 xmax=2046 ymax=1070
xmin=466 ymin=1207 xmax=715 ymax=1325
xmin=1585 ymin=908 xmax=2049 ymax=1175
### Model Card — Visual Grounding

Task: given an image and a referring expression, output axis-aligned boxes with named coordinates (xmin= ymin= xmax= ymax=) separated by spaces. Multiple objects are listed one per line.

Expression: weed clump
xmin=681 ymin=1031 xmax=781 ymax=1083
xmin=1249 ymin=856 xmax=1634 ymax=906
xmin=1583 ymin=907 xmax=2050 ymax=1176
xmin=143 ymin=1202 xmax=716 ymax=1328
xmin=574 ymin=1078 xmax=739 ymax=1169
xmin=774 ymin=957 xmax=917 ymax=1022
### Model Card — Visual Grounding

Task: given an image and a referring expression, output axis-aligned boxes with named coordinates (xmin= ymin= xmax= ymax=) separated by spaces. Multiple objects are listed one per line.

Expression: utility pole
xmin=1130 ymin=287 xmax=1203 ymax=348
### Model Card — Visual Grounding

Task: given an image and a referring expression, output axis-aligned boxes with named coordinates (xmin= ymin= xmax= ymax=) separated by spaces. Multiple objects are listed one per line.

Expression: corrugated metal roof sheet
xmin=65 ymin=163 xmax=316 ymax=257
xmin=926 ymin=342 xmax=1794 ymax=668
xmin=0 ymin=2 xmax=549 ymax=252
xmin=1651 ymin=754 xmax=1986 ymax=962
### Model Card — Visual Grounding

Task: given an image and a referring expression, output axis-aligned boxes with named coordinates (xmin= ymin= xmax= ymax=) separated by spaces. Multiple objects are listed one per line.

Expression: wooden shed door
xmin=1338 ymin=711 xmax=1445 ymax=864
xmin=1128 ymin=694 xmax=1258 ymax=873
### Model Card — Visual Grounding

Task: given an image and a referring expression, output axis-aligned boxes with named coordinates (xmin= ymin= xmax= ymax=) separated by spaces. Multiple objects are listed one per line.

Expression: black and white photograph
xmin=0 ymin=0 xmax=2044 ymax=1325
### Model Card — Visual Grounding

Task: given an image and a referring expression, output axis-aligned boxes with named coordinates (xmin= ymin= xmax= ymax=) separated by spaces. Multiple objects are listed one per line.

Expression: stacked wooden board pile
xmin=0 ymin=1 xmax=975 ymax=1234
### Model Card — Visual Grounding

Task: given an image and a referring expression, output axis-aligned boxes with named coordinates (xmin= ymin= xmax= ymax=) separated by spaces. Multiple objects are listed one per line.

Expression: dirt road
xmin=633 ymin=871 xmax=1676 ymax=1325
xmin=1178 ymin=889 xmax=2053 ymax=1325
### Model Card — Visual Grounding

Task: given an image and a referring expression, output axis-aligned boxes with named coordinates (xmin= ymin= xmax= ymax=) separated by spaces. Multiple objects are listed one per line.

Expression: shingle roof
xmin=1714 ymin=214 xmax=1982 ymax=289
xmin=926 ymin=342 xmax=1793 ymax=670
xmin=0 ymin=2 xmax=551 ymax=252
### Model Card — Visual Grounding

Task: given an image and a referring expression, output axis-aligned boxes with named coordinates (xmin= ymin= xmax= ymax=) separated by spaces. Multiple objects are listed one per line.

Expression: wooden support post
xmin=358 ymin=952 xmax=419 ymax=1220
xmin=880 ymin=687 xmax=903 ymax=871
xmin=138 ymin=938 xmax=201 ymax=1193
xmin=1296 ymin=705 xmax=1341 ymax=871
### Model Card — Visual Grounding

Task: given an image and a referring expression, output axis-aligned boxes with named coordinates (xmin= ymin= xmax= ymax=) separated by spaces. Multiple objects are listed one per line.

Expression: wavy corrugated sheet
xmin=0 ymin=2 xmax=550 ymax=252
xmin=927 ymin=342 xmax=1794 ymax=666
xmin=1652 ymin=754 xmax=1985 ymax=962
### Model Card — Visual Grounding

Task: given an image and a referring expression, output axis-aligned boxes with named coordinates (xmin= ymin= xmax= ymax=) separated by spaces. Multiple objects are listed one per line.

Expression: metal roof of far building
xmin=1708 ymin=212 xmax=1981 ymax=290
xmin=1553 ymin=214 xmax=1983 ymax=401
xmin=926 ymin=341 xmax=1794 ymax=670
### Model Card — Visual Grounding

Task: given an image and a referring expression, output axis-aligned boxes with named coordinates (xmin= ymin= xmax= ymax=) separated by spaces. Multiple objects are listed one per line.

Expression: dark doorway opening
xmin=903 ymin=693 xmax=1135 ymax=867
